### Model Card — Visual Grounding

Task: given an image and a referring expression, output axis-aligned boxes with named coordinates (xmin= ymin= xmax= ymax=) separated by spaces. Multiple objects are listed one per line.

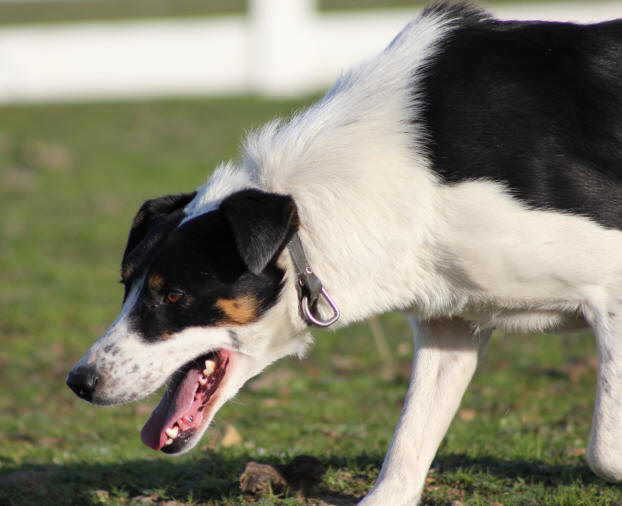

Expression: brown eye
xmin=166 ymin=290 xmax=184 ymax=304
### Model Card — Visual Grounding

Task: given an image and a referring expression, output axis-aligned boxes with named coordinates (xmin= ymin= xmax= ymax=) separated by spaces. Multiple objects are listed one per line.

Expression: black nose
xmin=66 ymin=365 xmax=99 ymax=402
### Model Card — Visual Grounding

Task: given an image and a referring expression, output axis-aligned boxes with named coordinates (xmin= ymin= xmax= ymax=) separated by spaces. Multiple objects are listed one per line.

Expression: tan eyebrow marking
xmin=122 ymin=265 xmax=134 ymax=282
xmin=148 ymin=273 xmax=165 ymax=291
xmin=215 ymin=296 xmax=259 ymax=325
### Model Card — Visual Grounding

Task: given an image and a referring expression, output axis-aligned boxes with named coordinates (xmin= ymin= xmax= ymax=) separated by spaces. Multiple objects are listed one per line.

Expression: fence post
xmin=249 ymin=0 xmax=318 ymax=96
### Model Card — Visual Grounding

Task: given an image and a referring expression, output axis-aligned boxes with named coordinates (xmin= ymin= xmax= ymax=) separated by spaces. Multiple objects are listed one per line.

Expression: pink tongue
xmin=141 ymin=368 xmax=202 ymax=450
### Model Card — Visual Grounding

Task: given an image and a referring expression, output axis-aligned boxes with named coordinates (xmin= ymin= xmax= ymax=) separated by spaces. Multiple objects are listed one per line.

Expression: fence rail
xmin=0 ymin=0 xmax=621 ymax=103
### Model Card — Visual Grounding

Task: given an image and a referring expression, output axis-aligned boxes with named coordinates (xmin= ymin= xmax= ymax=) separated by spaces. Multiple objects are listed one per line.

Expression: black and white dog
xmin=67 ymin=2 xmax=622 ymax=503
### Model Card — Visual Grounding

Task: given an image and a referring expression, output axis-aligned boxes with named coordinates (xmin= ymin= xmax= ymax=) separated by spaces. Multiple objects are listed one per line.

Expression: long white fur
xmin=74 ymin=5 xmax=622 ymax=504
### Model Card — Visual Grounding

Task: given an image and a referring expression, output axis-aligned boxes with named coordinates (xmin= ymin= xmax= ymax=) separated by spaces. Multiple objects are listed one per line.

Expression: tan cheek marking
xmin=149 ymin=273 xmax=164 ymax=291
xmin=215 ymin=296 xmax=259 ymax=325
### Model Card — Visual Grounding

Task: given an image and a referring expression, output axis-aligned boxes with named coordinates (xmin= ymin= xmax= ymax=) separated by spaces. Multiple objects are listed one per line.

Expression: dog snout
xmin=66 ymin=364 xmax=99 ymax=402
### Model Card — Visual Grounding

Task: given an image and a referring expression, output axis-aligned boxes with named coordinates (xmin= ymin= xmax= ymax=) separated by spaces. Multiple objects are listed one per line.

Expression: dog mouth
xmin=140 ymin=349 xmax=230 ymax=453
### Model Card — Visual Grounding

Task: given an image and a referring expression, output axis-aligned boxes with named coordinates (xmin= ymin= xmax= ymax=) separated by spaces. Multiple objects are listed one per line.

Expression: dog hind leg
xmin=585 ymin=294 xmax=622 ymax=482
xmin=359 ymin=317 xmax=491 ymax=505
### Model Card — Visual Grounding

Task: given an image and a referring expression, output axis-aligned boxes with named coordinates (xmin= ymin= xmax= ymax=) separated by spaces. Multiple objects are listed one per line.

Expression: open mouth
xmin=141 ymin=349 xmax=230 ymax=453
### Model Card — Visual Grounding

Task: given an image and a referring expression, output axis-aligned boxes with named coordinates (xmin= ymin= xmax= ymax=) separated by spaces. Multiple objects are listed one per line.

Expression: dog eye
xmin=166 ymin=290 xmax=184 ymax=304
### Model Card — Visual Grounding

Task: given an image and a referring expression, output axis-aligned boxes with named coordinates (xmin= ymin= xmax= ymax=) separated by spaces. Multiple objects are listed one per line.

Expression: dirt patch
xmin=240 ymin=455 xmax=325 ymax=498
xmin=22 ymin=141 xmax=73 ymax=172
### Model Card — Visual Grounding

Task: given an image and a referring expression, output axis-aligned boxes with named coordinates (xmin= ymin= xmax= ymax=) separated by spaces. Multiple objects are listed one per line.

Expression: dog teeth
xmin=198 ymin=376 xmax=207 ymax=387
xmin=165 ymin=426 xmax=179 ymax=439
xmin=203 ymin=359 xmax=216 ymax=376
xmin=164 ymin=438 xmax=174 ymax=446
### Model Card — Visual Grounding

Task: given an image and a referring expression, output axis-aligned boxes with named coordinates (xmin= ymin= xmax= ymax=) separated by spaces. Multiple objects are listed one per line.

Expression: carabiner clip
xmin=301 ymin=287 xmax=340 ymax=328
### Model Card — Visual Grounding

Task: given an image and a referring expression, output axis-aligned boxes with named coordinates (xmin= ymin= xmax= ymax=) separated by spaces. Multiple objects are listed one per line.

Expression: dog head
xmin=67 ymin=188 xmax=310 ymax=454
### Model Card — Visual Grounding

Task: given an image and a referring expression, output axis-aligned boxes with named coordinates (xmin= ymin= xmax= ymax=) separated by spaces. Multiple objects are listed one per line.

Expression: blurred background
xmin=2 ymin=1 xmax=622 ymax=505
xmin=0 ymin=0 xmax=620 ymax=103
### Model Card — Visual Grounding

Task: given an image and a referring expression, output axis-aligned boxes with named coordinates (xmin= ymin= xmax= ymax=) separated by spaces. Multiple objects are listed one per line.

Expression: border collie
xmin=67 ymin=2 xmax=622 ymax=503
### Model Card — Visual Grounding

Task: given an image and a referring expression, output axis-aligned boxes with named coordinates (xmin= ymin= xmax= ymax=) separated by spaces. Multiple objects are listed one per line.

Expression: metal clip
xmin=301 ymin=287 xmax=340 ymax=328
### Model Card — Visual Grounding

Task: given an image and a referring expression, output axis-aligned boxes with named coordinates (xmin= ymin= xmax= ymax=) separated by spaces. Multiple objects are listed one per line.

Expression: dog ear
xmin=220 ymin=189 xmax=299 ymax=275
xmin=122 ymin=192 xmax=196 ymax=270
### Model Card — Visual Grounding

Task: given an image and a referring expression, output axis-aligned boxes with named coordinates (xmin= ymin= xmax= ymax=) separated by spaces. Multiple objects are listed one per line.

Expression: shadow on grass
xmin=0 ymin=451 xmax=376 ymax=505
xmin=433 ymin=453 xmax=618 ymax=487
xmin=1 ymin=451 xmax=620 ymax=505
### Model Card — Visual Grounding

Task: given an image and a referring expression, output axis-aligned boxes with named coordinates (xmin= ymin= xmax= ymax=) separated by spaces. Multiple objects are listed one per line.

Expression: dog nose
xmin=66 ymin=365 xmax=99 ymax=402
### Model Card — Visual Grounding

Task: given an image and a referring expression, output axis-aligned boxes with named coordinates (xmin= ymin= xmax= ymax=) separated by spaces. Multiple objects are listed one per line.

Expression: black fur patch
xmin=121 ymin=190 xmax=297 ymax=343
xmin=421 ymin=1 xmax=490 ymax=26
xmin=121 ymin=193 xmax=196 ymax=299
xmin=419 ymin=12 xmax=622 ymax=229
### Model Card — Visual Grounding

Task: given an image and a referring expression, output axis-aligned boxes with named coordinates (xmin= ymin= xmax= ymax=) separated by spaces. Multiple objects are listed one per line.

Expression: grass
xmin=1 ymin=96 xmax=622 ymax=505
xmin=0 ymin=0 xmax=591 ymax=26
xmin=0 ymin=0 xmax=246 ymax=26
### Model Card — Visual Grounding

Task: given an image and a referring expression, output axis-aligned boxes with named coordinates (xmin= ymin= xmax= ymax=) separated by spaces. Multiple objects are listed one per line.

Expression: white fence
xmin=0 ymin=0 xmax=621 ymax=103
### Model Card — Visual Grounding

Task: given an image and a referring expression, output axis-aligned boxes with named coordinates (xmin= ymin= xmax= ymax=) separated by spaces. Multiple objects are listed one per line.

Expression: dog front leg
xmin=360 ymin=317 xmax=491 ymax=506
xmin=586 ymin=298 xmax=622 ymax=482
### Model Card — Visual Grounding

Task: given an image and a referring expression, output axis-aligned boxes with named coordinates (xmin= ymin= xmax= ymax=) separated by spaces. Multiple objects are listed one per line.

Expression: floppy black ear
xmin=220 ymin=189 xmax=299 ymax=275
xmin=122 ymin=192 xmax=196 ymax=266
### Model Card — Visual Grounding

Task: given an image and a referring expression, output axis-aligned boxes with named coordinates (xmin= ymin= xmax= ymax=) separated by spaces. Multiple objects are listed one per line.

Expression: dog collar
xmin=287 ymin=233 xmax=340 ymax=328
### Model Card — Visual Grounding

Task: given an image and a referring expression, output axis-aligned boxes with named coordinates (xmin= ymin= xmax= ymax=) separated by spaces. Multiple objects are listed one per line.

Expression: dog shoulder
xmin=418 ymin=8 xmax=622 ymax=230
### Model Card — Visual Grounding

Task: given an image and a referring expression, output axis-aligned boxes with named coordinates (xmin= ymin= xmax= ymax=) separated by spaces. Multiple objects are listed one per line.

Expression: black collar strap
xmin=287 ymin=233 xmax=340 ymax=327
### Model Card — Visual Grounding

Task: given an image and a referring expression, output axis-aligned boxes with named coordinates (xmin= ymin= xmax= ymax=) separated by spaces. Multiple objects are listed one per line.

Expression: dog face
xmin=67 ymin=189 xmax=308 ymax=454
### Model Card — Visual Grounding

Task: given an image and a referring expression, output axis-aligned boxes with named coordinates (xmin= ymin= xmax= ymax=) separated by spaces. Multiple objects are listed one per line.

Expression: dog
xmin=67 ymin=2 xmax=622 ymax=503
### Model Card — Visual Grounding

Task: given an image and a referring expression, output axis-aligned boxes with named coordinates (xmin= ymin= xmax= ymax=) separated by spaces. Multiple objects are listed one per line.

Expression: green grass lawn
xmin=1 ymin=97 xmax=621 ymax=505
xmin=0 ymin=0 xmax=587 ymax=26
